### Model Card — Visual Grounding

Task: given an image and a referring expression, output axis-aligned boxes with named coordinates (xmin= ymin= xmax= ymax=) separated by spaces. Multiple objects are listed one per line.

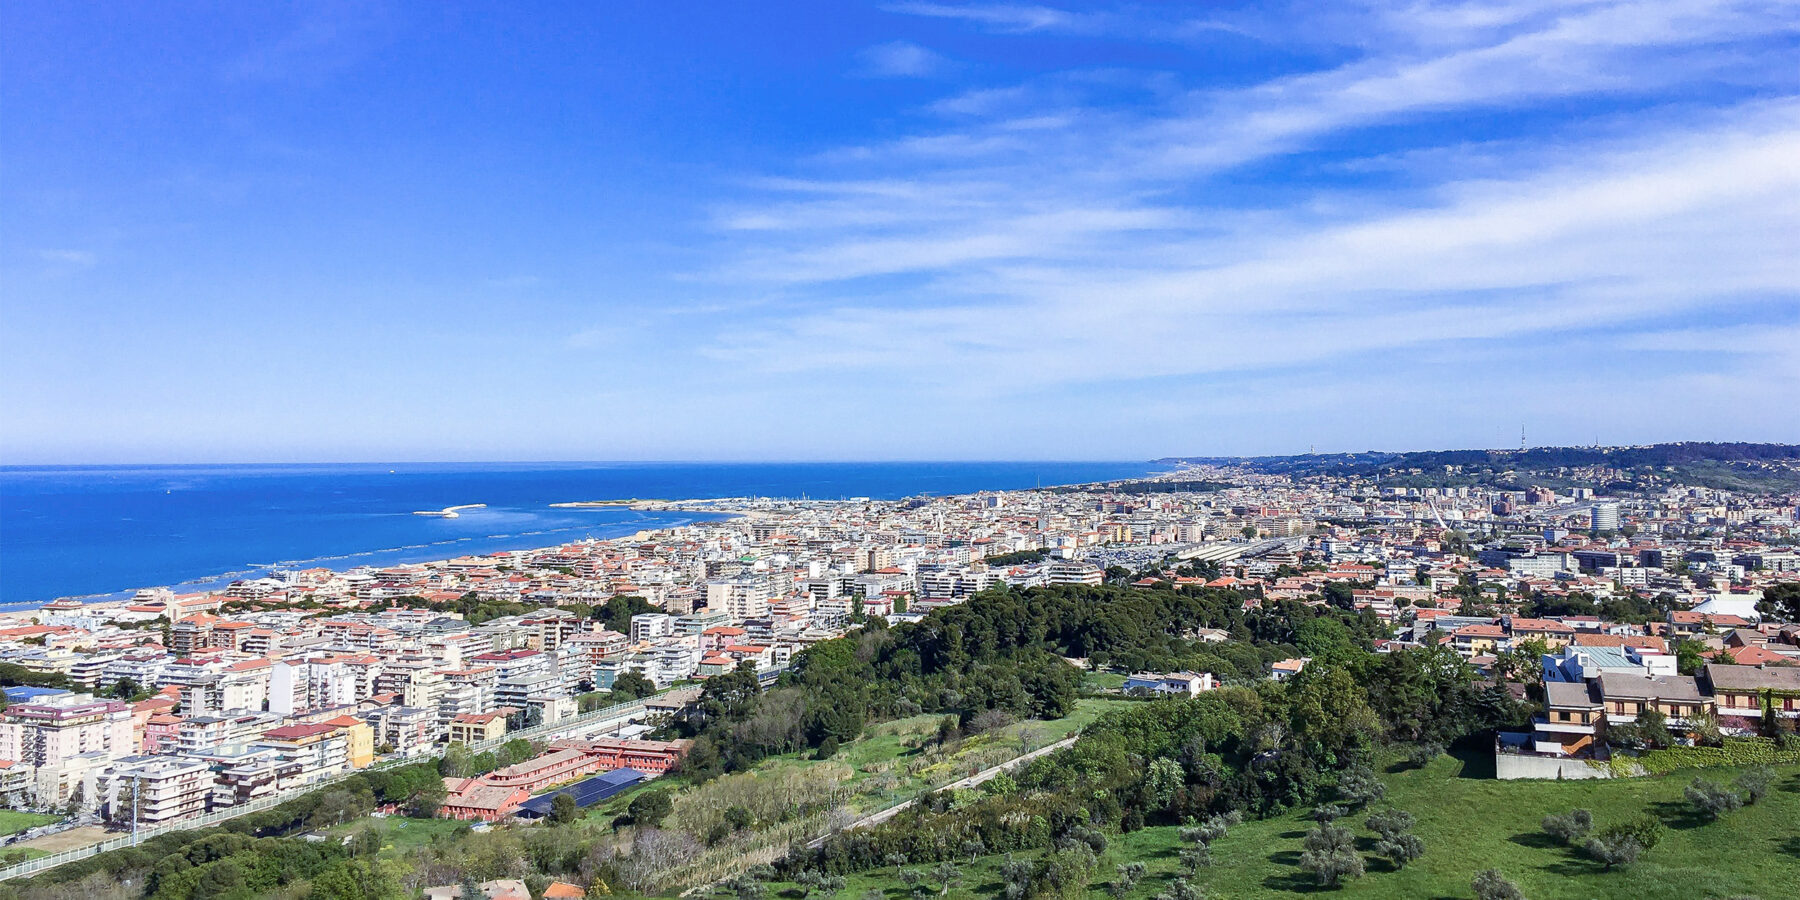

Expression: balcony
xmin=1533 ymin=716 xmax=1596 ymax=736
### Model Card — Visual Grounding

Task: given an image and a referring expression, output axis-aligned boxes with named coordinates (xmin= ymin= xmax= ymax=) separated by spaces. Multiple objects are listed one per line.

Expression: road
xmin=805 ymin=735 xmax=1078 ymax=848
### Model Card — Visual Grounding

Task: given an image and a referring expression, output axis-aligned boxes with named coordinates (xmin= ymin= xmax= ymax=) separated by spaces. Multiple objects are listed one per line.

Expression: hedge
xmin=1634 ymin=737 xmax=1800 ymax=775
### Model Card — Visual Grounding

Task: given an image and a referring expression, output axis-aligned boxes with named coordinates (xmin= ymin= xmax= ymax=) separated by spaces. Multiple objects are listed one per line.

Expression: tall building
xmin=1591 ymin=502 xmax=1621 ymax=532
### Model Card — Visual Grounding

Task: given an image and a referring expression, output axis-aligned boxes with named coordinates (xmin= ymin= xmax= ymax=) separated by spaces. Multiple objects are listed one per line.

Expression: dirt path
xmin=806 ymin=735 xmax=1079 ymax=848
xmin=10 ymin=826 xmax=112 ymax=854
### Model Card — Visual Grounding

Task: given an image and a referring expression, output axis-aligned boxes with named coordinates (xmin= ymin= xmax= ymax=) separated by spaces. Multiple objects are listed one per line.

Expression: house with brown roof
xmin=1504 ymin=617 xmax=1576 ymax=648
xmin=1701 ymin=663 xmax=1800 ymax=727
xmin=440 ymin=778 xmax=531 ymax=822
xmin=1596 ymin=672 xmax=1707 ymax=729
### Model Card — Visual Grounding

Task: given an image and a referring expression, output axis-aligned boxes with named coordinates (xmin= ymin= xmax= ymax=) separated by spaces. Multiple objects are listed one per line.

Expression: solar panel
xmin=516 ymin=769 xmax=648 ymax=817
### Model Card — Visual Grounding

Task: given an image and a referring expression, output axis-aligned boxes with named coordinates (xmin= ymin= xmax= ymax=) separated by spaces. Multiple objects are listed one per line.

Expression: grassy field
xmin=772 ymin=752 xmax=1800 ymax=900
xmin=327 ymin=815 xmax=469 ymax=859
xmin=740 ymin=698 xmax=1137 ymax=814
xmin=0 ymin=811 xmax=58 ymax=837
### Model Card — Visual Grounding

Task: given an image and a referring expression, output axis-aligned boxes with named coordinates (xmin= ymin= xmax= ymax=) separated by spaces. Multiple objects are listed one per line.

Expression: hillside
xmin=1157 ymin=442 xmax=1800 ymax=492
xmin=788 ymin=753 xmax=1800 ymax=900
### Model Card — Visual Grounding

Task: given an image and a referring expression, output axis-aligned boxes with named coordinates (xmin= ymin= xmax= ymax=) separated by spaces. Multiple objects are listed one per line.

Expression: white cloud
xmin=687 ymin=0 xmax=1800 ymax=433
xmin=857 ymin=41 xmax=954 ymax=78
xmin=882 ymin=2 xmax=1088 ymax=33
xmin=36 ymin=249 xmax=97 ymax=266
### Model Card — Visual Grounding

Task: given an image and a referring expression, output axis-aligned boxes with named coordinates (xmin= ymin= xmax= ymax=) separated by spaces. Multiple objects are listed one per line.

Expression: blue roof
xmin=3 ymin=686 xmax=71 ymax=702
xmin=515 ymin=768 xmax=646 ymax=817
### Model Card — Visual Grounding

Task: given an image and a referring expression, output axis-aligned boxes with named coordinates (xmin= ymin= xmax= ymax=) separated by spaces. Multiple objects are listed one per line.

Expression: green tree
xmin=1365 ymin=807 xmax=1415 ymax=841
xmin=549 ymin=792 xmax=580 ymax=825
xmin=1109 ymin=862 xmax=1146 ymax=899
xmin=1334 ymin=763 xmax=1384 ymax=809
xmin=1684 ymin=777 xmax=1743 ymax=820
xmin=1153 ymin=878 xmax=1205 ymax=900
xmin=930 ymin=861 xmax=962 ymax=896
xmin=192 ymin=859 xmax=246 ymax=900
xmin=1736 ymin=765 xmax=1775 ymax=804
xmin=1540 ymin=808 xmax=1592 ymax=845
xmin=628 ymin=790 xmax=672 ymax=826
xmin=460 ymin=871 xmax=489 ymax=900
xmin=1471 ymin=869 xmax=1525 ymax=900
xmin=1584 ymin=831 xmax=1640 ymax=869
xmin=308 ymin=860 xmax=402 ymax=900
xmin=408 ymin=778 xmax=447 ymax=818
xmin=612 ymin=671 xmax=656 ymax=700
xmin=1299 ymin=823 xmax=1364 ymax=887
xmin=347 ymin=827 xmax=382 ymax=857
xmin=1376 ymin=832 xmax=1424 ymax=870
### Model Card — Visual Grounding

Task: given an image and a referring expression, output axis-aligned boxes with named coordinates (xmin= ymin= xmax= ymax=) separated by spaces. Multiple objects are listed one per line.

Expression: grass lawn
xmin=772 ymin=753 xmax=1800 ymax=900
xmin=326 ymin=815 xmax=468 ymax=859
xmin=0 ymin=811 xmax=58 ymax=837
xmin=740 ymin=699 xmax=1137 ymax=814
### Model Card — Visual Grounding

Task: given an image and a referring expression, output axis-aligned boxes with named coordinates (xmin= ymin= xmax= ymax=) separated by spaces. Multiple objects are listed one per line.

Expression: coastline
xmin=0 ymin=505 xmax=740 ymax=614
xmin=1 ymin=461 xmax=1162 ymax=609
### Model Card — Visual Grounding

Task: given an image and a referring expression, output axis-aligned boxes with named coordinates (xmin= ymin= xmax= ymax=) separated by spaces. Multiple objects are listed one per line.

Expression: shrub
xmin=1635 ymin=736 xmax=1800 ymax=774
xmin=1110 ymin=862 xmax=1146 ymax=899
xmin=1684 ymin=778 xmax=1744 ymax=821
xmin=1335 ymin=763 xmax=1386 ymax=809
xmin=1471 ymin=868 xmax=1526 ymax=900
xmin=1540 ymin=808 xmax=1592 ymax=845
xmin=1365 ymin=808 xmax=1416 ymax=841
xmin=1376 ymin=832 xmax=1425 ymax=870
xmin=1598 ymin=814 xmax=1662 ymax=851
xmin=1735 ymin=764 xmax=1775 ymax=804
xmin=1584 ymin=832 xmax=1640 ymax=870
xmin=1154 ymin=878 xmax=1205 ymax=900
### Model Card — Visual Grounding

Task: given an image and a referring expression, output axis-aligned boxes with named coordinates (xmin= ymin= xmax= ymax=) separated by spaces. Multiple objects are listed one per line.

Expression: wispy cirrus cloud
xmin=856 ymin=40 xmax=957 ymax=78
xmin=684 ymin=0 xmax=1800 ymax=446
xmin=882 ymin=2 xmax=1091 ymax=33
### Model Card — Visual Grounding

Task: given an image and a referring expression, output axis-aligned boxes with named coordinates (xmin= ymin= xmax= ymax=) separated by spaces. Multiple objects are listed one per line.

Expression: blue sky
xmin=3 ymin=1 xmax=1797 ymax=463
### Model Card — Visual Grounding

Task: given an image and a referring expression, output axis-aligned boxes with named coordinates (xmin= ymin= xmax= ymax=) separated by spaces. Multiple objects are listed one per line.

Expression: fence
xmin=0 ymin=667 xmax=787 ymax=883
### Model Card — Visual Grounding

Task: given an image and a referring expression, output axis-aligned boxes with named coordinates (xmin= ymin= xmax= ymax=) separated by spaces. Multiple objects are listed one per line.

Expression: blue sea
xmin=0 ymin=461 xmax=1155 ymax=607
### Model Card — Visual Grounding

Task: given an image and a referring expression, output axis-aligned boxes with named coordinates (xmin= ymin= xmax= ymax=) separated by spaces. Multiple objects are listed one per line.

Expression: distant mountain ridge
xmin=1154 ymin=442 xmax=1800 ymax=491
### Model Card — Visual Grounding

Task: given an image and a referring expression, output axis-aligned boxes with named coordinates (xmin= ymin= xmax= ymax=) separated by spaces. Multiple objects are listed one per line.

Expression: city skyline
xmin=4 ymin=1 xmax=1798 ymax=463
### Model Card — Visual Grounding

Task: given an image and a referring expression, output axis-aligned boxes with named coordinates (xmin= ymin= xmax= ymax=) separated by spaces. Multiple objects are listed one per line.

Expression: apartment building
xmin=448 ymin=711 xmax=509 ymax=745
xmin=255 ymin=723 xmax=350 ymax=788
xmin=361 ymin=705 xmax=438 ymax=757
xmin=0 ymin=693 xmax=135 ymax=768
xmin=705 ymin=577 xmax=770 ymax=619
xmin=193 ymin=745 xmax=286 ymax=807
xmin=629 ymin=613 xmax=675 ymax=644
xmin=176 ymin=713 xmax=281 ymax=755
xmin=1045 ymin=561 xmax=1104 ymax=585
xmin=100 ymin=755 xmax=216 ymax=825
